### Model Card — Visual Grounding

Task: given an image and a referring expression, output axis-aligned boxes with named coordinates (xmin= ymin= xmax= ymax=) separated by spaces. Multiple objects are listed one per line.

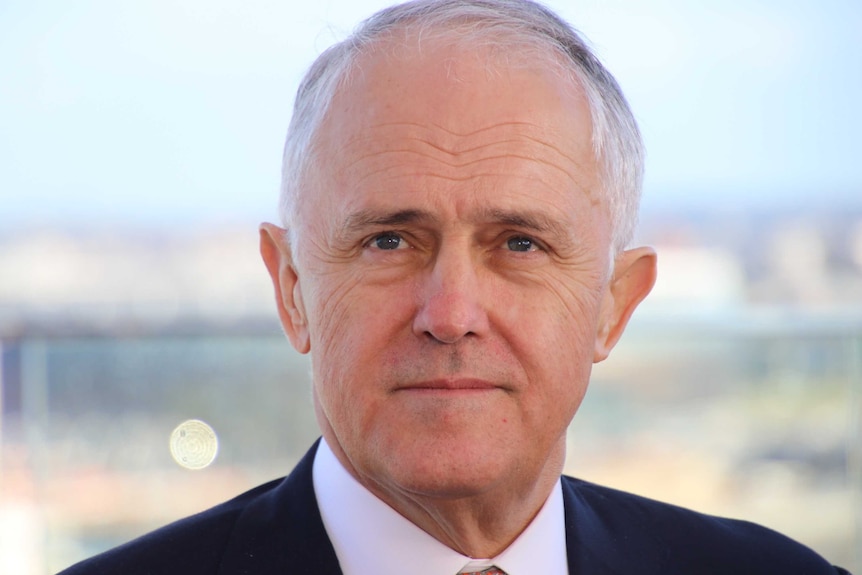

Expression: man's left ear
xmin=594 ymin=246 xmax=657 ymax=363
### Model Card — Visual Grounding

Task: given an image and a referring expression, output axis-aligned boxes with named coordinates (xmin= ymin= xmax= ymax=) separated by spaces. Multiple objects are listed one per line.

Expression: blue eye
xmin=507 ymin=236 xmax=535 ymax=252
xmin=372 ymin=233 xmax=404 ymax=250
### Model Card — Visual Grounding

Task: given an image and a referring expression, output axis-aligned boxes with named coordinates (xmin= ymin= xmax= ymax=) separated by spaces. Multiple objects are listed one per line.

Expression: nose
xmin=412 ymin=243 xmax=489 ymax=344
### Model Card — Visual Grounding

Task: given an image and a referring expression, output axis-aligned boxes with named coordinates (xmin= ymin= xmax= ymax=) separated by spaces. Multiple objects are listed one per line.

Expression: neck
xmin=327 ymin=434 xmax=566 ymax=558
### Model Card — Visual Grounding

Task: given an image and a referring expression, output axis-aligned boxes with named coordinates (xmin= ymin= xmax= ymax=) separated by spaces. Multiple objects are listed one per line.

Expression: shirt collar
xmin=312 ymin=438 xmax=568 ymax=575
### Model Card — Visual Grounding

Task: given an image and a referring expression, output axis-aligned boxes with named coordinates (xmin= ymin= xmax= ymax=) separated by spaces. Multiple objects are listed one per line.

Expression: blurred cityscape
xmin=1 ymin=200 xmax=861 ymax=573
xmin=2 ymin=200 xmax=862 ymax=334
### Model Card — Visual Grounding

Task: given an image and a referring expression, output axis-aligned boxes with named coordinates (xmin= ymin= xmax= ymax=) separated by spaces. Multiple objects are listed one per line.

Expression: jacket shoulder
xmin=562 ymin=475 xmax=849 ymax=574
xmin=57 ymin=477 xmax=285 ymax=575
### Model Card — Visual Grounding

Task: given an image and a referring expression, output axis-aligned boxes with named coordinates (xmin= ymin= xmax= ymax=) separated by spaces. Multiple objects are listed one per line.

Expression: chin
xmin=388 ymin=465 xmax=509 ymax=500
xmin=369 ymin=435 xmax=517 ymax=497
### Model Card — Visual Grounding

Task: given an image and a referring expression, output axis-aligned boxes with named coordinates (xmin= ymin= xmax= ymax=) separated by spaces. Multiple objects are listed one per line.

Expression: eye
xmin=369 ymin=232 xmax=407 ymax=250
xmin=506 ymin=236 xmax=538 ymax=252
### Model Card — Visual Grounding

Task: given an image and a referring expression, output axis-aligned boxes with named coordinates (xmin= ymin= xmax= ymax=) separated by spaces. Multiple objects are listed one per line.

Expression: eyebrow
xmin=338 ymin=206 xmax=575 ymax=249
xmin=342 ymin=209 xmax=435 ymax=233
xmin=482 ymin=207 xmax=573 ymax=239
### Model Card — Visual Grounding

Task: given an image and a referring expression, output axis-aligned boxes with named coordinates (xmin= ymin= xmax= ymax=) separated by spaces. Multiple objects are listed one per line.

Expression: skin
xmin=261 ymin=37 xmax=657 ymax=558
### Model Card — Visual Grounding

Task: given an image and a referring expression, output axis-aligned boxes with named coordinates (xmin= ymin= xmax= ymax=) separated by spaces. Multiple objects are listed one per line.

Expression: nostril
xmin=423 ymin=329 xmax=476 ymax=344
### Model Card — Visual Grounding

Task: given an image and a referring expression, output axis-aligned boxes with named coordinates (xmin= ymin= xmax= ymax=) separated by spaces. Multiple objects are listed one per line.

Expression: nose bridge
xmin=414 ymin=238 xmax=487 ymax=343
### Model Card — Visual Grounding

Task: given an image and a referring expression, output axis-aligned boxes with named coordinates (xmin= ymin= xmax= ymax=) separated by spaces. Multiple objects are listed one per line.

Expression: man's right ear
xmin=259 ymin=223 xmax=310 ymax=354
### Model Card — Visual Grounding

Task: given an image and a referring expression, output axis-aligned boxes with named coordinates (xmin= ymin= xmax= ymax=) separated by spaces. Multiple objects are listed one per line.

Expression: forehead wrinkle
xmin=347 ymin=147 xmax=575 ymax=174
xmin=344 ymin=149 xmax=593 ymax=201
xmin=343 ymin=120 xmax=582 ymax=161
xmin=345 ymin=167 xmax=585 ymax=201
xmin=339 ymin=124 xmax=591 ymax=193
xmin=424 ymin=122 xmax=586 ymax=173
xmin=422 ymin=119 xmax=568 ymax=142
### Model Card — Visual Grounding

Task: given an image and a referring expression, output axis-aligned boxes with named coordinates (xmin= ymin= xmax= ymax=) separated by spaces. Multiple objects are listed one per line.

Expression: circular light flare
xmin=169 ymin=419 xmax=219 ymax=470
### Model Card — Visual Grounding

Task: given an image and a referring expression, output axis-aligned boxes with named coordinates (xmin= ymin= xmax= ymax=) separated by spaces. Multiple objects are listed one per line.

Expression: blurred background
xmin=1 ymin=0 xmax=860 ymax=572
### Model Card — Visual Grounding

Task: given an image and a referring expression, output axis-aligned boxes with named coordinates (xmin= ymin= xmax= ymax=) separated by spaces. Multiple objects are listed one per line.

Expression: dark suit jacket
xmin=59 ymin=440 xmax=850 ymax=574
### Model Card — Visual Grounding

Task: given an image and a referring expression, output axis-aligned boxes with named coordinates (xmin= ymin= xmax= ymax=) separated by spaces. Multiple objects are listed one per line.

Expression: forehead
xmin=306 ymin=34 xmax=601 ymax=223
xmin=330 ymin=35 xmax=590 ymax=141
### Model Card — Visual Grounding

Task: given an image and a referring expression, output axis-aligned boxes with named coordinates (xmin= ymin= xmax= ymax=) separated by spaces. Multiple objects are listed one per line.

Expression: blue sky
xmin=1 ymin=0 xmax=860 ymax=231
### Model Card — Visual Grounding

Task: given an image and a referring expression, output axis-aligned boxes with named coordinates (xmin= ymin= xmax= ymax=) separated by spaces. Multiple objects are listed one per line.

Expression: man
xmin=61 ymin=1 xmax=849 ymax=573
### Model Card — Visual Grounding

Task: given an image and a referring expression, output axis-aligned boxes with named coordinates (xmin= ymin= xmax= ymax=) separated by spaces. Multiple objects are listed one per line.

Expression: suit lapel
xmin=562 ymin=476 xmax=664 ymax=575
xmin=217 ymin=440 xmax=343 ymax=574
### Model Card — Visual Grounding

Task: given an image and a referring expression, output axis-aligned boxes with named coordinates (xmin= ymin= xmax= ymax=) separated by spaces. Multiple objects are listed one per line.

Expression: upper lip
xmin=395 ymin=378 xmax=500 ymax=391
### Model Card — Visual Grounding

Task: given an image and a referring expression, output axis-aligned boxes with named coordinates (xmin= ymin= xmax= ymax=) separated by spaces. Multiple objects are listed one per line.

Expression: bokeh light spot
xmin=169 ymin=419 xmax=219 ymax=470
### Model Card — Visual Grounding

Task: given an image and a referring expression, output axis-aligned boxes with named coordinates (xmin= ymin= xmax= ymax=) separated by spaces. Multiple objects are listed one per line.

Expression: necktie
xmin=460 ymin=568 xmax=507 ymax=575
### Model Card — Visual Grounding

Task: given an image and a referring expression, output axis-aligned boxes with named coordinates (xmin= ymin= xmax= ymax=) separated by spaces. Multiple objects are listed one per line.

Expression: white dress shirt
xmin=312 ymin=438 xmax=569 ymax=575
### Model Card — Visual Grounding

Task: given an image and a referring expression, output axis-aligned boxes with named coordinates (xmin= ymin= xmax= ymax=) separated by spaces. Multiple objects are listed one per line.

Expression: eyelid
xmin=504 ymin=232 xmax=547 ymax=252
xmin=363 ymin=230 xmax=411 ymax=250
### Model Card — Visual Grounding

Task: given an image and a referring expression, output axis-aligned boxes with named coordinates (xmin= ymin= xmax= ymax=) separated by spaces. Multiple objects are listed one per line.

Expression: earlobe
xmin=593 ymin=246 xmax=657 ymax=363
xmin=260 ymin=222 xmax=311 ymax=354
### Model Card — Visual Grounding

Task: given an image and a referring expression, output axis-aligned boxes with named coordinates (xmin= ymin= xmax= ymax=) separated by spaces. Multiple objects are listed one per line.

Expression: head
xmin=280 ymin=0 xmax=645 ymax=256
xmin=261 ymin=0 xmax=656 ymax=532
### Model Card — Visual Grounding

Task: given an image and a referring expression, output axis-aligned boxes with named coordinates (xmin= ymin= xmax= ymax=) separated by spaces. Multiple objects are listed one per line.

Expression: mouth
xmin=394 ymin=378 xmax=503 ymax=393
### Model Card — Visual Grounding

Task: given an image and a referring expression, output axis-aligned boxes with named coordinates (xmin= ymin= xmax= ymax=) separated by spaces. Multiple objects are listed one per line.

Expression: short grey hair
xmin=280 ymin=0 xmax=644 ymax=254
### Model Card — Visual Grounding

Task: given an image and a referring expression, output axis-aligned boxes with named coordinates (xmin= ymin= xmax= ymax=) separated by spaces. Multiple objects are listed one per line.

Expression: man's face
xmin=264 ymin=40 xmax=651 ymax=503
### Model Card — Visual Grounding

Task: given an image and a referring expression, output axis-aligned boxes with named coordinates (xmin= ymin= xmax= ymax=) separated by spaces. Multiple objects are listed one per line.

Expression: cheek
xmin=304 ymin=275 xmax=362 ymax=400
xmin=502 ymin=268 xmax=606 ymax=351
xmin=309 ymin=275 xmax=415 ymax=355
xmin=306 ymin=275 xmax=415 ymax=419
xmin=497 ymin=274 xmax=604 ymax=410
xmin=307 ymin=283 xmax=354 ymax=361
